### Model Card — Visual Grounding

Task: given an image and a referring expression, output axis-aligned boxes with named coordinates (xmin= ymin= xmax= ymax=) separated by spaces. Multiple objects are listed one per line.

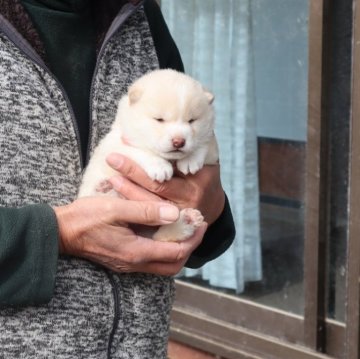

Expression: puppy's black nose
xmin=172 ymin=137 xmax=186 ymax=149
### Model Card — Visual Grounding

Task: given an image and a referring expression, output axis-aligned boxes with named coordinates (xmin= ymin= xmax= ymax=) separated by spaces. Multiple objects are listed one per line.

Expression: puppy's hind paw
xmin=181 ymin=208 xmax=204 ymax=228
xmin=96 ymin=179 xmax=113 ymax=193
xmin=152 ymin=208 xmax=204 ymax=242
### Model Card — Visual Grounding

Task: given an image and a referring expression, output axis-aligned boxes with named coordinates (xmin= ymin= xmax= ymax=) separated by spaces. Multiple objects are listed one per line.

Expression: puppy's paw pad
xmin=180 ymin=208 xmax=204 ymax=227
xmin=152 ymin=208 xmax=204 ymax=242
xmin=96 ymin=179 xmax=113 ymax=193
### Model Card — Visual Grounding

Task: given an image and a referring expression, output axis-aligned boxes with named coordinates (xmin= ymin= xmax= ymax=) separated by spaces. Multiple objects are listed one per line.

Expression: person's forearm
xmin=0 ymin=204 xmax=58 ymax=307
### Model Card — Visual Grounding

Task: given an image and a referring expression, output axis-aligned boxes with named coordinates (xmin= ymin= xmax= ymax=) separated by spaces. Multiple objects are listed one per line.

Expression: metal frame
xmin=171 ymin=282 xmax=345 ymax=358
xmin=304 ymin=0 xmax=329 ymax=351
xmin=168 ymin=0 xmax=359 ymax=358
xmin=345 ymin=0 xmax=360 ymax=357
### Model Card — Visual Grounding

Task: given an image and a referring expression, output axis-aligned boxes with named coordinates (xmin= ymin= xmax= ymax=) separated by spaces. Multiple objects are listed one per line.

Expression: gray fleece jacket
xmin=0 ymin=3 xmax=174 ymax=358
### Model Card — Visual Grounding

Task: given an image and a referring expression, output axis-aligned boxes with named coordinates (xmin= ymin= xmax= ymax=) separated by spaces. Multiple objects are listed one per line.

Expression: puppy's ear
xmin=204 ymin=89 xmax=215 ymax=104
xmin=128 ymin=84 xmax=143 ymax=105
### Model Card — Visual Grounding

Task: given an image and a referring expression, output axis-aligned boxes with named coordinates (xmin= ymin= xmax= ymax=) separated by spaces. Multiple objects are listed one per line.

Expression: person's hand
xmin=106 ymin=153 xmax=225 ymax=225
xmin=53 ymin=197 xmax=206 ymax=275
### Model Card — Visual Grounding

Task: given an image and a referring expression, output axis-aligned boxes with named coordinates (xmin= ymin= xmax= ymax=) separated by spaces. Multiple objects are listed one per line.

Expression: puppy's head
xmin=121 ymin=69 xmax=215 ymax=160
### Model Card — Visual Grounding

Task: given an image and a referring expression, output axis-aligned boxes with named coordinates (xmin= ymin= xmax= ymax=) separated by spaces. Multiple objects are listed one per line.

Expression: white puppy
xmin=78 ymin=69 xmax=218 ymax=241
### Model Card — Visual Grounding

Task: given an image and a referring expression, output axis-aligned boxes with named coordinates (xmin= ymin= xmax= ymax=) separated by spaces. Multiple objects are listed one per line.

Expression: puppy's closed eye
xmin=188 ymin=119 xmax=197 ymax=124
xmin=154 ymin=118 xmax=165 ymax=123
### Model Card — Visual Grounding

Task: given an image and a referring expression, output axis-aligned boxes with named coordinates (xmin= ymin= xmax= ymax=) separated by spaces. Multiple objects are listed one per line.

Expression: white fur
xmin=78 ymin=69 xmax=218 ymax=241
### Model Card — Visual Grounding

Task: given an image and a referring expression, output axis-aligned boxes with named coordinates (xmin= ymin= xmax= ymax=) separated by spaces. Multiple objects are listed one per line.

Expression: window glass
xmin=162 ymin=0 xmax=309 ymax=315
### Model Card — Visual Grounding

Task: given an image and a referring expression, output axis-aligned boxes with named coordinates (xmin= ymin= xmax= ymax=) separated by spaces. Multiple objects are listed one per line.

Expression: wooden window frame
xmin=160 ymin=0 xmax=360 ymax=357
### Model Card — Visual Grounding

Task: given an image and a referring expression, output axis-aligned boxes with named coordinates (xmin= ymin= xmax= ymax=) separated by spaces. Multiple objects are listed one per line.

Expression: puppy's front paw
xmin=143 ymin=158 xmax=173 ymax=182
xmin=177 ymin=156 xmax=204 ymax=175
xmin=153 ymin=208 xmax=204 ymax=242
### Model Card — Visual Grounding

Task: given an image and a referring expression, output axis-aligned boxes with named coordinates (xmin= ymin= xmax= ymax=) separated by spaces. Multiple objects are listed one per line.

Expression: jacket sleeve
xmin=185 ymin=196 xmax=235 ymax=268
xmin=144 ymin=0 xmax=184 ymax=71
xmin=144 ymin=0 xmax=236 ymax=268
xmin=0 ymin=204 xmax=58 ymax=307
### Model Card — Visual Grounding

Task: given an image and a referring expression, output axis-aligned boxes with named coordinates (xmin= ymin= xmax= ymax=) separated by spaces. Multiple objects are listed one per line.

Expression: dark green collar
xmin=20 ymin=0 xmax=97 ymax=161
xmin=20 ymin=0 xmax=90 ymax=12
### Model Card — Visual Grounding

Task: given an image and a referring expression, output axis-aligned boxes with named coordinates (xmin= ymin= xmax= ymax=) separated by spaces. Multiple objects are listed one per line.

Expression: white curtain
xmin=161 ymin=0 xmax=262 ymax=293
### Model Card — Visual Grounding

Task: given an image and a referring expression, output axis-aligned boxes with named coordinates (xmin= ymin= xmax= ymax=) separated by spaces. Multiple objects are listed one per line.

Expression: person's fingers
xmin=74 ymin=196 xmax=179 ymax=226
xmin=110 ymin=198 xmax=180 ymax=225
xmin=109 ymin=175 xmax=163 ymax=202
xmin=106 ymin=152 xmax=152 ymax=184
xmin=129 ymin=223 xmax=207 ymax=264
xmin=134 ymin=260 xmax=186 ymax=276
xmin=82 ymin=223 xmax=206 ymax=275
xmin=106 ymin=153 xmax=222 ymax=207
xmin=106 ymin=153 xmax=186 ymax=199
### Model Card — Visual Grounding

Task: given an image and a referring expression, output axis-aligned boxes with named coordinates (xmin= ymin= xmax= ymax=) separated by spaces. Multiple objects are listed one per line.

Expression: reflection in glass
xmin=162 ymin=0 xmax=308 ymax=315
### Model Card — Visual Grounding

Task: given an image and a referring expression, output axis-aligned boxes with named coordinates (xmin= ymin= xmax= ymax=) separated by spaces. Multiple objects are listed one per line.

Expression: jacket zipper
xmin=87 ymin=5 xmax=144 ymax=357
xmin=86 ymin=1 xmax=143 ymax=165
xmin=106 ymin=272 xmax=121 ymax=359
xmin=0 ymin=0 xmax=142 ymax=167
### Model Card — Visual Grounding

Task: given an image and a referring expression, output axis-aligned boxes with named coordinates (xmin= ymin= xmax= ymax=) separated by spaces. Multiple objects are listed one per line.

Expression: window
xmin=160 ymin=0 xmax=360 ymax=357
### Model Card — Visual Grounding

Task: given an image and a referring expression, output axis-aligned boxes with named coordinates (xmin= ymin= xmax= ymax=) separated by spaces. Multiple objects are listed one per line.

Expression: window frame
xmin=344 ymin=0 xmax=360 ymax=356
xmin=171 ymin=282 xmax=344 ymax=358
xmin=162 ymin=0 xmax=360 ymax=357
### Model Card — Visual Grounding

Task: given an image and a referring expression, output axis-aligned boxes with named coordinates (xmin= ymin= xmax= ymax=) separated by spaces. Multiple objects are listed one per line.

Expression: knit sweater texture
xmin=0 ymin=2 xmax=174 ymax=358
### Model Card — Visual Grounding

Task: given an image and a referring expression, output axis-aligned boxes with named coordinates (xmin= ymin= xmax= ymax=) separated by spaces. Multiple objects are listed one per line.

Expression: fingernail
xmin=110 ymin=176 xmax=123 ymax=189
xmin=159 ymin=205 xmax=179 ymax=223
xmin=106 ymin=153 xmax=124 ymax=169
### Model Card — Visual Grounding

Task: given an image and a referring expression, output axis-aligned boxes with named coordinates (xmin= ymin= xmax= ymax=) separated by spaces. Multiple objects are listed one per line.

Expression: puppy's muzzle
xmin=172 ymin=137 xmax=186 ymax=149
